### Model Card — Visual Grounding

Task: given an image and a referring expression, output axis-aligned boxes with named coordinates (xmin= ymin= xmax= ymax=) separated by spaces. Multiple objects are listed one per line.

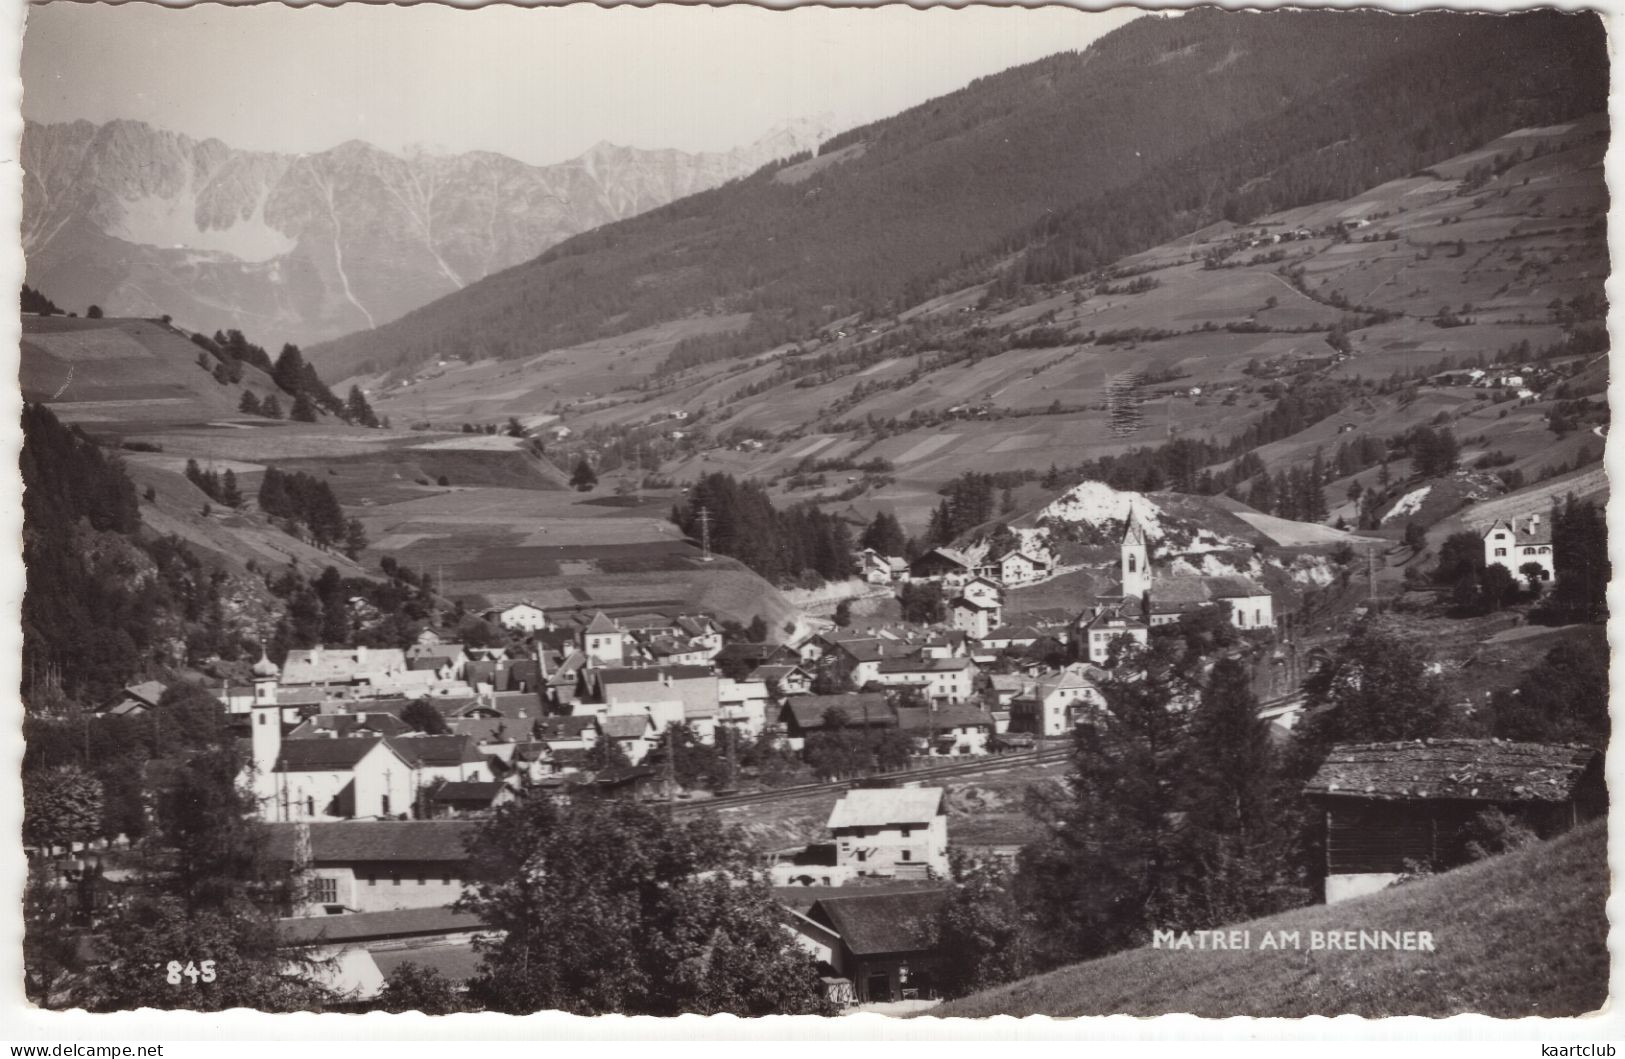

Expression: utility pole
xmin=696 ymin=506 xmax=714 ymax=562
xmin=665 ymin=724 xmax=678 ymax=816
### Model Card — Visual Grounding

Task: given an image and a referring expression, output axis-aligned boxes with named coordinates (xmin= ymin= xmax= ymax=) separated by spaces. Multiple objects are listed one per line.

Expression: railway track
xmin=669 ymin=744 xmax=1072 ymax=815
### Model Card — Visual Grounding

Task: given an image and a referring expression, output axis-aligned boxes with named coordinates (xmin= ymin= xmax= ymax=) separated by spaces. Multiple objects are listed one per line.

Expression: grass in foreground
xmin=931 ymin=819 xmax=1606 ymax=1018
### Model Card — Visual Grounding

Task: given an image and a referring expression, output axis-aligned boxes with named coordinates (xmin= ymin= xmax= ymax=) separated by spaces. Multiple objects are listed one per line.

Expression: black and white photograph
xmin=13 ymin=0 xmax=1614 ymax=1028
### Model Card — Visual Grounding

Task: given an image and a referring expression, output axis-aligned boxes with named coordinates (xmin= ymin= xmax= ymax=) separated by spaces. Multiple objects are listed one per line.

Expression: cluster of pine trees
xmin=256 ymin=467 xmax=364 ymax=556
xmin=184 ymin=459 xmax=243 ymax=509
xmin=22 ymin=284 xmax=62 ymax=316
xmin=670 ymin=473 xmax=855 ymax=585
xmin=192 ymin=329 xmax=379 ymax=426
xmin=20 ymin=404 xmax=256 ymax=704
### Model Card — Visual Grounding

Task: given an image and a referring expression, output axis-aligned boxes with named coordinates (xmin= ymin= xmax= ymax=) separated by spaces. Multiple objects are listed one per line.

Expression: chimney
xmin=356 ymin=645 xmax=368 ymax=665
xmin=1529 ymin=513 xmax=1540 ymax=534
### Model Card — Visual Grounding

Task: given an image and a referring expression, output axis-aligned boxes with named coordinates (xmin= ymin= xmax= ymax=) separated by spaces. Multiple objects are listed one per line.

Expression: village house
xmin=281 ymin=645 xmax=408 ymax=689
xmin=391 ymin=734 xmax=493 ymax=786
xmin=426 ymin=781 xmax=514 ymax=818
xmin=1009 ymin=663 xmax=1107 ymax=736
xmin=1077 ymin=612 xmax=1150 ymax=665
xmin=795 ymin=888 xmax=948 ymax=1004
xmin=976 ymin=625 xmax=1043 ymax=654
xmin=266 ymin=820 xmax=480 ymax=915
xmin=492 ymin=601 xmax=549 ymax=632
xmin=100 ymin=680 xmax=167 ymax=717
xmin=600 ymin=713 xmax=660 ymax=764
xmin=778 ymin=693 xmax=895 ymax=751
xmin=580 ymin=611 xmax=628 ymax=665
xmin=536 ymin=714 xmax=600 ymax=752
xmin=908 ymin=547 xmax=975 ymax=589
xmin=751 ymin=663 xmax=814 ymax=697
xmin=896 ymin=704 xmax=995 ymax=756
xmin=948 ymin=576 xmax=1000 ymax=634
xmin=1304 ymin=739 xmax=1604 ymax=904
xmin=827 ymin=786 xmax=949 ymax=878
xmin=874 ymin=656 xmax=979 ymax=704
xmin=974 ymin=548 xmax=1050 ymax=587
xmin=857 ymin=548 xmax=907 ymax=584
xmin=276 ymin=905 xmax=486 ymax=1004
xmin=1481 ymin=515 xmax=1555 ymax=582
xmin=405 ymin=642 xmax=469 ymax=682
xmin=717 ymin=677 xmax=770 ymax=738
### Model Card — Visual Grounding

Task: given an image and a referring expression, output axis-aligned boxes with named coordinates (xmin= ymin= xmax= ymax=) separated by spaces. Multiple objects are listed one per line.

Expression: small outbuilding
xmin=1304 ymin=738 xmax=1604 ymax=904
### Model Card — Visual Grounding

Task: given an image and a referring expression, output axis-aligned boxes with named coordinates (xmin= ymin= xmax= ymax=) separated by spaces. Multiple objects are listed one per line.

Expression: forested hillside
xmin=312 ymin=9 xmax=1605 ymax=378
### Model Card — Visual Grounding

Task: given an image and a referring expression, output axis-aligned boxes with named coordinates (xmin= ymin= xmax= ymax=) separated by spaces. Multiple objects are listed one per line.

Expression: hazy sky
xmin=21 ymin=3 xmax=1145 ymax=166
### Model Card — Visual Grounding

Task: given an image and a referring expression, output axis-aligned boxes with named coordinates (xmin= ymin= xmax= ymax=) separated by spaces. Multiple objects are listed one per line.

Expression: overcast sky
xmin=21 ymin=3 xmax=1145 ymax=166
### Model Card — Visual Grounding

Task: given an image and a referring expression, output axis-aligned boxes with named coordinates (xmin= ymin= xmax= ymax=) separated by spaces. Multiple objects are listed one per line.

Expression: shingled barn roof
xmin=1304 ymin=739 xmax=1599 ymax=804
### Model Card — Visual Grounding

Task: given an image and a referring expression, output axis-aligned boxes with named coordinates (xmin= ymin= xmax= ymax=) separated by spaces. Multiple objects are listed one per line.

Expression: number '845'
xmin=165 ymin=960 xmax=217 ymax=985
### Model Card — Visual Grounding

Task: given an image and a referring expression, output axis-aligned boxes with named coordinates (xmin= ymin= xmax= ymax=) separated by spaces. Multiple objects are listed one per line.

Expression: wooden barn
xmin=1304 ymin=739 xmax=1604 ymax=904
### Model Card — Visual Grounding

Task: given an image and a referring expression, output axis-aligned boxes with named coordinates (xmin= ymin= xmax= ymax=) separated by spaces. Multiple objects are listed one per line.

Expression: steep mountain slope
xmin=931 ymin=820 xmax=1606 ymax=1018
xmin=363 ymin=110 xmax=1607 ymax=542
xmin=311 ymin=9 xmax=1605 ymax=378
xmin=22 ymin=117 xmax=829 ymax=348
xmin=21 ymin=314 xmax=288 ymax=426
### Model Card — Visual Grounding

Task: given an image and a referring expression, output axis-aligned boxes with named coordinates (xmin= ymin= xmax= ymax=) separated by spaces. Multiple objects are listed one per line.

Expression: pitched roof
xmin=877 ymin=656 xmax=974 ymax=674
xmin=538 ymin=715 xmax=599 ymax=740
xmin=781 ymin=694 xmax=895 ymax=730
xmin=389 ymin=734 xmax=486 ymax=768
xmin=1484 ymin=517 xmax=1553 ymax=547
xmin=599 ymin=664 xmax=712 ymax=685
xmin=430 ymin=781 xmax=506 ymax=805
xmin=1122 ymin=507 xmax=1148 ymax=547
xmin=1304 ymin=740 xmax=1600 ymax=804
xmin=287 ymin=714 xmax=410 ymax=740
xmin=602 ymin=713 xmax=656 ymax=739
xmin=281 ymin=647 xmax=406 ymax=686
xmin=895 ymin=705 xmax=995 ymax=732
xmin=828 ymin=786 xmax=944 ymax=829
xmin=273 ymin=736 xmax=398 ymax=773
xmin=772 ymin=880 xmax=943 ymax=916
xmin=585 ymin=611 xmax=620 ymax=634
xmin=123 ymin=680 xmax=167 ymax=707
xmin=371 ymin=942 xmax=483 ymax=984
xmin=452 ymin=717 xmax=524 ymax=745
xmin=277 ymin=907 xmax=484 ymax=947
xmin=1202 ymin=575 xmax=1269 ymax=599
xmin=809 ymin=888 xmax=949 ymax=957
xmin=264 ymin=820 xmax=478 ymax=863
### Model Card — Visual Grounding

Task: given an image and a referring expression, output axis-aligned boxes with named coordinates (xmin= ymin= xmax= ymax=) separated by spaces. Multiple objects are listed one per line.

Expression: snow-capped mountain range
xmin=23 ymin=117 xmax=831 ymax=348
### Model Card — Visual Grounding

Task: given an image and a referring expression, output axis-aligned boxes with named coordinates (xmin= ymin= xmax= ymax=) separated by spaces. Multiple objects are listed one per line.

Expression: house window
xmin=366 ymin=873 xmax=376 ymax=886
xmin=900 ymin=826 xmax=913 ymax=838
xmin=901 ymin=850 xmax=912 ymax=862
xmin=305 ymin=796 xmax=316 ymax=817
xmin=381 ymin=795 xmax=391 ymax=816
xmin=312 ymin=877 xmax=338 ymax=905
xmin=1495 ymin=548 xmax=1507 ymax=557
xmin=392 ymin=874 xmax=401 ymax=887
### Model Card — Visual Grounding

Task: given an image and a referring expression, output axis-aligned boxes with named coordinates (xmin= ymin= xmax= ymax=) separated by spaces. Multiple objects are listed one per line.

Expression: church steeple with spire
xmin=1121 ymin=505 xmax=1150 ymax=600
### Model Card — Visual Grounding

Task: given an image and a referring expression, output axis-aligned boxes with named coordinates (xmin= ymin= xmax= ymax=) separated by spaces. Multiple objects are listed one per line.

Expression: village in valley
xmin=17 ymin=5 xmax=1612 ymax=1023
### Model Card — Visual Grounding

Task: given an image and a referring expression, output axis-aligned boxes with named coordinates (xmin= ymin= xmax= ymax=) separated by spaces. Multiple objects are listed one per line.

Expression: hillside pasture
xmin=932 ymin=820 xmax=1606 ymax=1018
